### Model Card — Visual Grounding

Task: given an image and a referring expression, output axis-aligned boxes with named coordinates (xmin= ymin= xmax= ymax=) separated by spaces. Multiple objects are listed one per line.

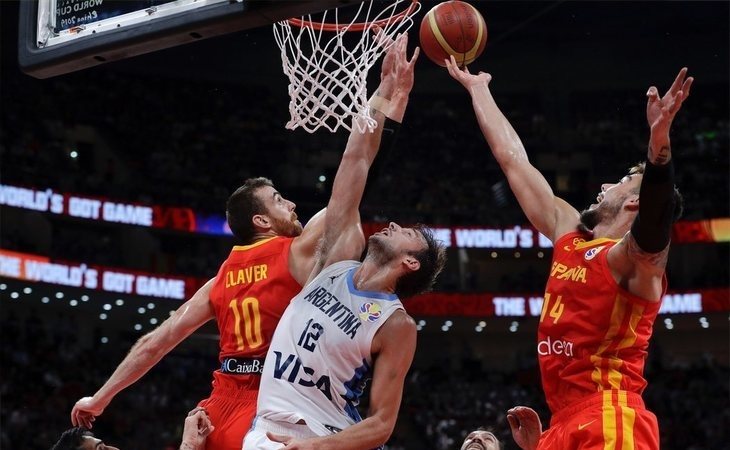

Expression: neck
xmin=251 ymin=231 xmax=278 ymax=242
xmin=590 ymin=214 xmax=634 ymax=240
xmin=352 ymin=258 xmax=398 ymax=295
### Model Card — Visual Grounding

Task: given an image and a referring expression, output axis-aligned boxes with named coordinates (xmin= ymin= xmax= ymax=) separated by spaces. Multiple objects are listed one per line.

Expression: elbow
xmin=135 ymin=330 xmax=170 ymax=361
xmin=371 ymin=415 xmax=396 ymax=447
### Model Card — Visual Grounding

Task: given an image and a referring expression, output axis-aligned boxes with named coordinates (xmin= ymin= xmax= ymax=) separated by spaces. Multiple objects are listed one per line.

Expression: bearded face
xmin=270 ymin=214 xmax=303 ymax=237
xmin=366 ymin=233 xmax=398 ymax=265
xmin=579 ymin=194 xmax=625 ymax=232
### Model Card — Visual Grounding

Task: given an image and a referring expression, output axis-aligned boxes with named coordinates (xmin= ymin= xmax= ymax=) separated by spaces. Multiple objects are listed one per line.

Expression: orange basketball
xmin=419 ymin=1 xmax=488 ymax=67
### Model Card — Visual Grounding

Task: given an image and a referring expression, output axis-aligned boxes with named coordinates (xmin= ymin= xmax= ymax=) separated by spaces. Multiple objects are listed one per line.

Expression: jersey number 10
xmin=229 ymin=297 xmax=263 ymax=351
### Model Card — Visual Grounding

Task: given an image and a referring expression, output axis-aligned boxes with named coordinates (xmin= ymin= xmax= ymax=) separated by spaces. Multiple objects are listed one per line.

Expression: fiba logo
xmin=358 ymin=302 xmax=382 ymax=322
xmin=584 ymin=245 xmax=605 ymax=261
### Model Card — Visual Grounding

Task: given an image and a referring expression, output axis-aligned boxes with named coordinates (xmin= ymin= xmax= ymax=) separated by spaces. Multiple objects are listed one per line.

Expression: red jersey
xmin=209 ymin=236 xmax=302 ymax=383
xmin=538 ymin=231 xmax=665 ymax=415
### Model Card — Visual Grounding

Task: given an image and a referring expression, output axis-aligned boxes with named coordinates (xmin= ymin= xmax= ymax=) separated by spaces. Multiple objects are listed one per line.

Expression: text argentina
xmin=303 ymin=286 xmax=361 ymax=339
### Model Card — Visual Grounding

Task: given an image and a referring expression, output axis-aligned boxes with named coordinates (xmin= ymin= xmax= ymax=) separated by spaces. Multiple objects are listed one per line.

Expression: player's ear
xmin=625 ymin=194 xmax=639 ymax=212
xmin=252 ymin=214 xmax=270 ymax=230
xmin=402 ymin=255 xmax=421 ymax=272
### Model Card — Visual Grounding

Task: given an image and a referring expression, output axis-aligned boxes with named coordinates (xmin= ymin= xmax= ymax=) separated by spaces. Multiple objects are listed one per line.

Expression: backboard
xmin=19 ymin=0 xmax=362 ymax=79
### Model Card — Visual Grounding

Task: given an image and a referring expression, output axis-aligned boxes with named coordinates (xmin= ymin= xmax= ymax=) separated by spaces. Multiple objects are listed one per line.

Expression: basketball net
xmin=273 ymin=0 xmax=421 ymax=133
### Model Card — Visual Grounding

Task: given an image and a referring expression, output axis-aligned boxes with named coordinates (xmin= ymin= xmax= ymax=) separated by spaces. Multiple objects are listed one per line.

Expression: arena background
xmin=1 ymin=1 xmax=728 ymax=449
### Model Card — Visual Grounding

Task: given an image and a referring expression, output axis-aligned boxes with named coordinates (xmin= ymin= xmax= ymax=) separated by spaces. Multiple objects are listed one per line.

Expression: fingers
xmin=187 ymin=406 xmax=207 ymax=417
xmin=198 ymin=412 xmax=215 ymax=437
xmin=375 ymin=28 xmax=398 ymax=50
xmin=507 ymin=413 xmax=520 ymax=432
xmin=646 ymin=86 xmax=659 ymax=100
xmin=682 ymin=76 xmax=694 ymax=100
xmin=266 ymin=431 xmax=292 ymax=444
xmin=71 ymin=408 xmax=92 ymax=429
xmin=76 ymin=413 xmax=94 ymax=430
xmin=669 ymin=67 xmax=688 ymax=95
xmin=445 ymin=55 xmax=461 ymax=78
xmin=408 ymin=46 xmax=420 ymax=66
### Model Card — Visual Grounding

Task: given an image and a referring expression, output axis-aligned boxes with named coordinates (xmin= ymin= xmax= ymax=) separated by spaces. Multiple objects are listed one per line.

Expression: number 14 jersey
xmin=539 ymin=231 xmax=665 ymax=415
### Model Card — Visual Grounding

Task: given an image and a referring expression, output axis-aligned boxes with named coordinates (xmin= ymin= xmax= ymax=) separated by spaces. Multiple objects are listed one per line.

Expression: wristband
xmin=369 ymin=95 xmax=392 ymax=117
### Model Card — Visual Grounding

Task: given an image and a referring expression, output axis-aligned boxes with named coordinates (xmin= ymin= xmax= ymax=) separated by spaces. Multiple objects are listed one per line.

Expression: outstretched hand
xmin=646 ymin=67 xmax=693 ymax=164
xmin=71 ymin=396 xmax=105 ymax=429
xmin=392 ymin=33 xmax=420 ymax=97
xmin=507 ymin=406 xmax=543 ymax=450
xmin=445 ymin=55 xmax=492 ymax=91
xmin=376 ymin=31 xmax=420 ymax=101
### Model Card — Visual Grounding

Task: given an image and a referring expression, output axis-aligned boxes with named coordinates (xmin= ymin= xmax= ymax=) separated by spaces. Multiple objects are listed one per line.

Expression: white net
xmin=273 ymin=0 xmax=421 ymax=133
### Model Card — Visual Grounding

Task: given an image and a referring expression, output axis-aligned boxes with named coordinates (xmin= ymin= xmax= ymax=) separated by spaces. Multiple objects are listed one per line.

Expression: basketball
xmin=419 ymin=1 xmax=488 ymax=67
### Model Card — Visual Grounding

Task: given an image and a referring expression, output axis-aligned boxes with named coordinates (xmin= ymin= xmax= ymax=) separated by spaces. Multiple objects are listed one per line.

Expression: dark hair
xmin=50 ymin=427 xmax=90 ymax=450
xmin=226 ymin=177 xmax=274 ymax=243
xmin=394 ymin=225 xmax=447 ymax=299
xmin=628 ymin=162 xmax=684 ymax=221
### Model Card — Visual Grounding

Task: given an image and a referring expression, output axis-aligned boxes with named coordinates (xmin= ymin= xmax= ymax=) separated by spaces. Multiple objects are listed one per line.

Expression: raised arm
xmin=267 ymin=311 xmax=417 ymax=450
xmin=445 ymin=57 xmax=579 ymax=242
xmin=71 ymin=279 xmax=216 ymax=428
xmin=289 ymin=207 xmax=327 ymax=285
xmin=310 ymin=35 xmax=419 ymax=278
xmin=608 ymin=68 xmax=693 ymax=300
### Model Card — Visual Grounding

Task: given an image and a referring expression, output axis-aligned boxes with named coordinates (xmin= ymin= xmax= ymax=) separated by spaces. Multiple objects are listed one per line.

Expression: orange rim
xmin=287 ymin=0 xmax=419 ymax=32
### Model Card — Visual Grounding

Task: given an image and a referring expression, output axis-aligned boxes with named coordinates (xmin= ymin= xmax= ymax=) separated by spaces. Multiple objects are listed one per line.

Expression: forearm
xmin=469 ymin=83 xmax=530 ymax=168
xmin=93 ymin=333 xmax=172 ymax=403
xmin=179 ymin=441 xmax=200 ymax=450
xmin=649 ymin=130 xmax=671 ymax=165
xmin=630 ymin=156 xmax=676 ymax=253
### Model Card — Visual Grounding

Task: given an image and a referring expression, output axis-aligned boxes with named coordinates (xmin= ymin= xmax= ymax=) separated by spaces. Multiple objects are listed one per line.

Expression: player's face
xmin=368 ymin=222 xmax=427 ymax=263
xmin=256 ymin=186 xmax=303 ymax=237
xmin=79 ymin=436 xmax=120 ymax=450
xmin=461 ymin=430 xmax=500 ymax=450
xmin=580 ymin=173 xmax=642 ymax=229
xmin=587 ymin=174 xmax=642 ymax=211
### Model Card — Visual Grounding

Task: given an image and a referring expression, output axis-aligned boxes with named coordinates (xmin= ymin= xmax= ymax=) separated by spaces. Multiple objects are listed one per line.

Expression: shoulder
xmin=374 ymin=310 xmax=416 ymax=348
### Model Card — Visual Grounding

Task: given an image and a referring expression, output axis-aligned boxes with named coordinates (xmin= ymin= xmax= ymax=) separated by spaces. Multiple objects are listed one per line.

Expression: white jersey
xmin=256 ymin=260 xmax=404 ymax=436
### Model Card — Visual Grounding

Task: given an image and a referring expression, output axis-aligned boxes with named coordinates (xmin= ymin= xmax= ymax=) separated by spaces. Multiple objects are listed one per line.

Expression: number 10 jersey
xmin=210 ymin=237 xmax=302 ymax=376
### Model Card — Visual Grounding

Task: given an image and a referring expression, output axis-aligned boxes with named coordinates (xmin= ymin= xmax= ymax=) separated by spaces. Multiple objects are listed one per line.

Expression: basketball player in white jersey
xmin=242 ymin=35 xmax=446 ymax=450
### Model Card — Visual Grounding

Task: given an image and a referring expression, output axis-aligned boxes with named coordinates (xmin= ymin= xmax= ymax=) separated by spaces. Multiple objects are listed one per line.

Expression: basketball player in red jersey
xmin=447 ymin=56 xmax=692 ymax=450
xmin=69 ymin=36 xmax=407 ymax=450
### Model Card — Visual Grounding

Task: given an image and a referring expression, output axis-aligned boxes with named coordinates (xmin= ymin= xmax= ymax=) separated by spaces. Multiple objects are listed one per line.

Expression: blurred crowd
xmin=1 ymin=310 xmax=727 ymax=450
xmin=2 ymin=69 xmax=728 ymax=291
xmin=1 ymin=67 xmax=728 ymax=225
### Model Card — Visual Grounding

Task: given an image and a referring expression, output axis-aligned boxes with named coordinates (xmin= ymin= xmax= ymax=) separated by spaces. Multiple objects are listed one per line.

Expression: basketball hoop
xmin=273 ymin=0 xmax=421 ymax=133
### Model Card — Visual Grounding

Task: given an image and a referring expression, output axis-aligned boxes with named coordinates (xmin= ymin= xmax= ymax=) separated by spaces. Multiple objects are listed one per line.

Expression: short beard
xmin=578 ymin=208 xmax=601 ymax=234
xmin=366 ymin=235 xmax=397 ymax=265
xmin=578 ymin=200 xmax=622 ymax=234
xmin=271 ymin=216 xmax=303 ymax=237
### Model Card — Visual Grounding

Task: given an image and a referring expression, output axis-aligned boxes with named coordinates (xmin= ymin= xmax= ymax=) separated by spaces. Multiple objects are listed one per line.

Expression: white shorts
xmin=243 ymin=416 xmax=319 ymax=450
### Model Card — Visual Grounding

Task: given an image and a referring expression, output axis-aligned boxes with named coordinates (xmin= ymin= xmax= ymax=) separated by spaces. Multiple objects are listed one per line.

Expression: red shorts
xmin=197 ymin=372 xmax=260 ymax=450
xmin=537 ymin=390 xmax=659 ymax=450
